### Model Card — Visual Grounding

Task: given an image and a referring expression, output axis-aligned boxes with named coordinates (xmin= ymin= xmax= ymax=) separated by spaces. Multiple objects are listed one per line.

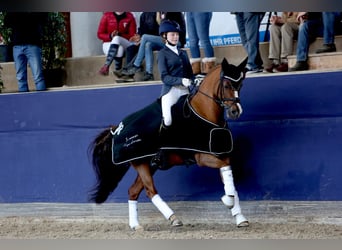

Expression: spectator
xmin=117 ymin=12 xmax=161 ymax=81
xmin=186 ymin=12 xmax=215 ymax=76
xmin=234 ymin=12 xmax=265 ymax=74
xmin=97 ymin=12 xmax=137 ymax=76
xmin=157 ymin=19 xmax=194 ymax=128
xmin=315 ymin=12 xmax=342 ymax=53
xmin=266 ymin=12 xmax=299 ymax=73
xmin=289 ymin=12 xmax=322 ymax=71
xmin=121 ymin=12 xmax=186 ymax=81
xmin=4 ymin=12 xmax=47 ymax=92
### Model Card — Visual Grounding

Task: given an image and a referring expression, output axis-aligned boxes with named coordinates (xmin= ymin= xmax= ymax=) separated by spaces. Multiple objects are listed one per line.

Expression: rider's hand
xmin=182 ymin=78 xmax=192 ymax=87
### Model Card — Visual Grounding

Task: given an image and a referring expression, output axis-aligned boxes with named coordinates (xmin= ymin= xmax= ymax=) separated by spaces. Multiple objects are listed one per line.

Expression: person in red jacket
xmin=97 ymin=12 xmax=137 ymax=76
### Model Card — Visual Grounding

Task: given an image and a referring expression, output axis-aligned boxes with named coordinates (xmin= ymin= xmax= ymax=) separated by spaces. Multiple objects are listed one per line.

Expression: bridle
xmin=196 ymin=70 xmax=243 ymax=110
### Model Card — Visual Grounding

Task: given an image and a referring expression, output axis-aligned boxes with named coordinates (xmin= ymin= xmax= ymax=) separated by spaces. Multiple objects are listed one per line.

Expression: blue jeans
xmin=13 ymin=45 xmax=46 ymax=92
xmin=133 ymin=34 xmax=164 ymax=74
xmin=186 ymin=12 xmax=214 ymax=58
xmin=235 ymin=12 xmax=265 ymax=69
xmin=296 ymin=19 xmax=322 ymax=61
xmin=322 ymin=12 xmax=342 ymax=44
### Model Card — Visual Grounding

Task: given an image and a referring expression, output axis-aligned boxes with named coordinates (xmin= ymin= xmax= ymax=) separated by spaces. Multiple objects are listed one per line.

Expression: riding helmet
xmin=159 ymin=19 xmax=181 ymax=35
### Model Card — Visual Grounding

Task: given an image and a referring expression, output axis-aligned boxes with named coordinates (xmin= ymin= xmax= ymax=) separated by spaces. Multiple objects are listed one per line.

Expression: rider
xmin=151 ymin=19 xmax=194 ymax=169
xmin=157 ymin=19 xmax=194 ymax=128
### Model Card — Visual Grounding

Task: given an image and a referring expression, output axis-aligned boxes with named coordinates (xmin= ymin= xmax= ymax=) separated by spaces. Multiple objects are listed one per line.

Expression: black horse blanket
xmin=112 ymin=96 xmax=233 ymax=165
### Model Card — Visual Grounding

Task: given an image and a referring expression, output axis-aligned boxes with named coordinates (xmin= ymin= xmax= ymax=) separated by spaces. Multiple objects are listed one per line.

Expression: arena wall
xmin=0 ymin=71 xmax=341 ymax=202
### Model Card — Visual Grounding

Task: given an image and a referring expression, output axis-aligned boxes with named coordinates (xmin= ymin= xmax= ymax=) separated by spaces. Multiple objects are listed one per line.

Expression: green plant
xmin=0 ymin=65 xmax=4 ymax=92
xmin=42 ymin=12 xmax=67 ymax=71
xmin=0 ymin=12 xmax=11 ymax=45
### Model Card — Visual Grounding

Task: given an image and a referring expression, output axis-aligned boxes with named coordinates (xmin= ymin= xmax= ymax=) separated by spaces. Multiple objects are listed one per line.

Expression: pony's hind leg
xmin=131 ymin=162 xmax=183 ymax=228
xmin=127 ymin=166 xmax=159 ymax=231
xmin=127 ymin=174 xmax=147 ymax=231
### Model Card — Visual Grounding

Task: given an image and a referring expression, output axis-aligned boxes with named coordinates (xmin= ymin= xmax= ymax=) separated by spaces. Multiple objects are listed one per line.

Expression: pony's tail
xmin=88 ymin=126 xmax=130 ymax=204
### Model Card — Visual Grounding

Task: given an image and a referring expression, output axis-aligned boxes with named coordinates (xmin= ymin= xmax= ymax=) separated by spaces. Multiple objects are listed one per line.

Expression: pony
xmin=88 ymin=57 xmax=249 ymax=231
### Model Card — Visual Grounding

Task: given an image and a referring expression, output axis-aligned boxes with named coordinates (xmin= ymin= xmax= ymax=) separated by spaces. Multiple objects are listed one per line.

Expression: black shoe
xmin=289 ymin=61 xmax=309 ymax=71
xmin=143 ymin=72 xmax=154 ymax=81
xmin=315 ymin=43 xmax=336 ymax=54
xmin=113 ymin=69 xmax=123 ymax=78
xmin=121 ymin=65 xmax=142 ymax=76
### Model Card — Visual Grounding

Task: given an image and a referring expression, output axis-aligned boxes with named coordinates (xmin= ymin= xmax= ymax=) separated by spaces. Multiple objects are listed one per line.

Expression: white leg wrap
xmin=230 ymin=191 xmax=249 ymax=227
xmin=128 ymin=200 xmax=140 ymax=229
xmin=151 ymin=194 xmax=174 ymax=220
xmin=220 ymin=166 xmax=236 ymax=196
xmin=230 ymin=191 xmax=241 ymax=216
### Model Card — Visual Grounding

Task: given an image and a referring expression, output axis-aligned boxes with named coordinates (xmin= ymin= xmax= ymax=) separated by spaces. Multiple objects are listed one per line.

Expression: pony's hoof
xmin=171 ymin=218 xmax=183 ymax=227
xmin=221 ymin=195 xmax=234 ymax=209
xmin=131 ymin=225 xmax=144 ymax=231
xmin=169 ymin=215 xmax=183 ymax=227
xmin=235 ymin=213 xmax=249 ymax=227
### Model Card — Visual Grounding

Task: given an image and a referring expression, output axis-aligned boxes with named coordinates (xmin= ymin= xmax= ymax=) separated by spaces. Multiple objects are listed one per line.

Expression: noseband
xmin=197 ymin=70 xmax=243 ymax=110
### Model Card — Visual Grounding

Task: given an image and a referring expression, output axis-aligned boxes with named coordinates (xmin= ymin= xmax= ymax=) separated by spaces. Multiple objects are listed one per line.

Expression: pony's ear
xmin=237 ymin=57 xmax=248 ymax=78
xmin=221 ymin=58 xmax=229 ymax=68
xmin=238 ymin=57 xmax=248 ymax=70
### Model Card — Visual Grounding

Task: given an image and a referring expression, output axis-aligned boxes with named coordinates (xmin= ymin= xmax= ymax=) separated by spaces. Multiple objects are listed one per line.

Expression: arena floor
xmin=1 ymin=201 xmax=341 ymax=239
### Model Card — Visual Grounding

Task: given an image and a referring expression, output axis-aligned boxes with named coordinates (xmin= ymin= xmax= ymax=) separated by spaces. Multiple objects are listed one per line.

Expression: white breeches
xmin=102 ymin=36 xmax=133 ymax=57
xmin=161 ymin=86 xmax=189 ymax=126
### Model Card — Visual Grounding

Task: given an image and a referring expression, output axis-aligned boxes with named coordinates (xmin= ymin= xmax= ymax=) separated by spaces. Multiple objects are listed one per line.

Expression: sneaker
xmin=98 ymin=65 xmax=109 ymax=75
xmin=246 ymin=67 xmax=263 ymax=74
xmin=288 ymin=61 xmax=309 ymax=71
xmin=113 ymin=69 xmax=123 ymax=78
xmin=315 ymin=43 xmax=336 ymax=54
xmin=274 ymin=63 xmax=288 ymax=72
xmin=143 ymin=72 xmax=154 ymax=81
xmin=121 ymin=65 xmax=142 ymax=76
xmin=265 ymin=63 xmax=279 ymax=73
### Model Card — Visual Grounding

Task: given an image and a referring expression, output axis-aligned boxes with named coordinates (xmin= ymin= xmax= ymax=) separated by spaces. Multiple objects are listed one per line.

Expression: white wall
xmin=70 ymin=12 xmax=103 ymax=57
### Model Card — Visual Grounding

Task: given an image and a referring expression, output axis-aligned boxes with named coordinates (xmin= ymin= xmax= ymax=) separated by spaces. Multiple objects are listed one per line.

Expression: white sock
xmin=151 ymin=194 xmax=174 ymax=220
xmin=128 ymin=200 xmax=139 ymax=229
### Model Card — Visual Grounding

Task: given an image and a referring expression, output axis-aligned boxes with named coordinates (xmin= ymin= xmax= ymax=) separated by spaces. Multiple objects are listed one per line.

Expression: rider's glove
xmin=182 ymin=78 xmax=192 ymax=87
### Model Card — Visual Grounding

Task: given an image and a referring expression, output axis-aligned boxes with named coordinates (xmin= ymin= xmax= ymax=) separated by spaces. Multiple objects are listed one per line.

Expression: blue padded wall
xmin=0 ymin=71 xmax=341 ymax=202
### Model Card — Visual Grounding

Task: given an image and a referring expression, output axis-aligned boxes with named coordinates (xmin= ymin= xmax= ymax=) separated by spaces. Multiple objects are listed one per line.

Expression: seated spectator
xmin=97 ymin=12 xmax=137 ymax=76
xmin=121 ymin=12 xmax=186 ymax=81
xmin=315 ymin=12 xmax=342 ymax=53
xmin=266 ymin=12 xmax=299 ymax=73
xmin=289 ymin=12 xmax=323 ymax=71
xmin=234 ymin=12 xmax=265 ymax=74
xmin=117 ymin=12 xmax=161 ymax=81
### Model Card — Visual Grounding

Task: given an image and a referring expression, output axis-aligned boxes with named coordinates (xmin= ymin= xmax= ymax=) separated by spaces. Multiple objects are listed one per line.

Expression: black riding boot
xmin=113 ymin=56 xmax=123 ymax=77
xmin=99 ymin=44 xmax=119 ymax=75
xmin=105 ymin=44 xmax=119 ymax=66
xmin=151 ymin=122 xmax=169 ymax=170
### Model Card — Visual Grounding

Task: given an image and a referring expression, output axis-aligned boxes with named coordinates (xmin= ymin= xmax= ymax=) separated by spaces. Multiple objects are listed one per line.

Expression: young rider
xmin=157 ymin=19 xmax=194 ymax=128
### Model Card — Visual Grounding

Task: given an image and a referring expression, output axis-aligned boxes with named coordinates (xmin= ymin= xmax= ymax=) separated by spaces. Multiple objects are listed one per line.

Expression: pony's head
xmin=218 ymin=57 xmax=247 ymax=120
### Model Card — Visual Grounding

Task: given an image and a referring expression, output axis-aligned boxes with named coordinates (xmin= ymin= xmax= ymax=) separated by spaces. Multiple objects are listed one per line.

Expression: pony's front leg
xmin=195 ymin=153 xmax=235 ymax=207
xmin=195 ymin=153 xmax=248 ymax=227
xmin=131 ymin=162 xmax=183 ymax=228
